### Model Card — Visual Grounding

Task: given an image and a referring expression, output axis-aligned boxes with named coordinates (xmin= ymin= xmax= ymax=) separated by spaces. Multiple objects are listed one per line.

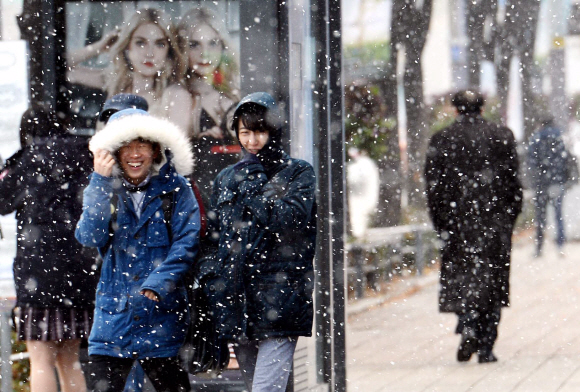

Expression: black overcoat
xmin=0 ymin=136 xmax=99 ymax=309
xmin=424 ymin=115 xmax=523 ymax=314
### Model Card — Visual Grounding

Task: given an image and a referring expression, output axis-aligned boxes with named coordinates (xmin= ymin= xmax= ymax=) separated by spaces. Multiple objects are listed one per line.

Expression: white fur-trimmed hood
xmin=89 ymin=114 xmax=194 ymax=176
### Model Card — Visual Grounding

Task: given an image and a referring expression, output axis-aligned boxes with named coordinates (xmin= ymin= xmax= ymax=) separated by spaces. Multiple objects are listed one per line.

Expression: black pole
xmin=312 ymin=0 xmax=346 ymax=390
xmin=327 ymin=1 xmax=346 ymax=391
xmin=41 ymin=0 xmax=57 ymax=107
xmin=311 ymin=0 xmax=333 ymax=383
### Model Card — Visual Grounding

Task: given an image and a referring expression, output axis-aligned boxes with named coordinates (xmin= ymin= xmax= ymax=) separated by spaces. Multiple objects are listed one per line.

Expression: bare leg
xmin=55 ymin=339 xmax=87 ymax=392
xmin=27 ymin=340 xmax=58 ymax=392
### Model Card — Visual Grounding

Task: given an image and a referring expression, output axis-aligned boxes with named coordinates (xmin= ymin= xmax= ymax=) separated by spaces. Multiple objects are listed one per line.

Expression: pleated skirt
xmin=13 ymin=306 xmax=92 ymax=342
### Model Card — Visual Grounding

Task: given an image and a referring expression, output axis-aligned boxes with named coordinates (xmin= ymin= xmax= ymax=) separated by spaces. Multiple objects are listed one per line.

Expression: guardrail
xmin=346 ymin=225 xmax=438 ymax=299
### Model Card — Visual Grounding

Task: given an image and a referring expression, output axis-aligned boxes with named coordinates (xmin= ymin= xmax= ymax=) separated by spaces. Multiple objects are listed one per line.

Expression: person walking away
xmin=0 ymin=106 xmax=99 ymax=392
xmin=527 ymin=116 xmax=569 ymax=257
xmin=75 ymin=108 xmax=199 ymax=392
xmin=424 ymin=90 xmax=523 ymax=363
xmin=205 ymin=92 xmax=316 ymax=391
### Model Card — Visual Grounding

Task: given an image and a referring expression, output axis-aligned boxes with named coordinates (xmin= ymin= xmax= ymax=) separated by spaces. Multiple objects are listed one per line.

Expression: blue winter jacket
xmin=75 ymin=161 xmax=200 ymax=359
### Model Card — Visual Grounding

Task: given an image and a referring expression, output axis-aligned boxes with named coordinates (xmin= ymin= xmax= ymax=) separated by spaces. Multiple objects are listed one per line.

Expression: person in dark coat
xmin=424 ymin=90 xmax=523 ymax=363
xmin=527 ymin=116 xmax=568 ymax=257
xmin=205 ymin=92 xmax=316 ymax=391
xmin=0 ymin=105 xmax=99 ymax=392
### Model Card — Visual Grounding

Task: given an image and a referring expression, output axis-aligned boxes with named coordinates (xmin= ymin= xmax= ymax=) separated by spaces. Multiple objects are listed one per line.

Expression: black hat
xmin=99 ymin=94 xmax=149 ymax=124
xmin=451 ymin=90 xmax=484 ymax=114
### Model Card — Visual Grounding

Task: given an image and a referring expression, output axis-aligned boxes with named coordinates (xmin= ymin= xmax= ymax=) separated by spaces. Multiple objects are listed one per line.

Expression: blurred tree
xmin=495 ymin=0 xmax=542 ymax=140
xmin=465 ymin=0 xmax=497 ymax=87
xmin=464 ymin=0 xmax=542 ymax=140
xmin=390 ymin=0 xmax=433 ymax=207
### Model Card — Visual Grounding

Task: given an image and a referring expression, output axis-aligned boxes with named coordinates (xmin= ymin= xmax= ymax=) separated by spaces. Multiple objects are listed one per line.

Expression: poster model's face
xmin=126 ymin=23 xmax=170 ymax=78
xmin=184 ymin=23 xmax=224 ymax=78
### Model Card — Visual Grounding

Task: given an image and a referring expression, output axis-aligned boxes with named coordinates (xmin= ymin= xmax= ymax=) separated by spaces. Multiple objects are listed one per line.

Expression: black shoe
xmin=457 ymin=328 xmax=478 ymax=362
xmin=478 ymin=349 xmax=498 ymax=363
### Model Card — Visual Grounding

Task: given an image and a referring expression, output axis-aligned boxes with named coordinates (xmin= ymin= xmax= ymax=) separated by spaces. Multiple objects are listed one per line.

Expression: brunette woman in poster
xmin=67 ymin=8 xmax=192 ymax=133
xmin=177 ymin=7 xmax=241 ymax=207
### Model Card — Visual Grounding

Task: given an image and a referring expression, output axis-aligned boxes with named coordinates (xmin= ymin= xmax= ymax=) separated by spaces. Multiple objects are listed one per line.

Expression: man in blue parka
xmin=75 ymin=109 xmax=199 ymax=392
xmin=205 ymin=92 xmax=316 ymax=392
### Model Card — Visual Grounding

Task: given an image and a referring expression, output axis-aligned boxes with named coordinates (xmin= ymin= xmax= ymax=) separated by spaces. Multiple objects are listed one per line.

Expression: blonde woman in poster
xmin=177 ymin=6 xmax=241 ymax=206
xmin=67 ymin=8 xmax=192 ymax=132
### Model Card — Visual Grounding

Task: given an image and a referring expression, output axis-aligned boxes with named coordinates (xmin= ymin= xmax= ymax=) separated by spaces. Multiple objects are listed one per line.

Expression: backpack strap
xmin=189 ymin=179 xmax=207 ymax=238
xmin=110 ymin=194 xmax=119 ymax=231
xmin=160 ymin=191 xmax=174 ymax=240
xmin=99 ymin=194 xmax=119 ymax=256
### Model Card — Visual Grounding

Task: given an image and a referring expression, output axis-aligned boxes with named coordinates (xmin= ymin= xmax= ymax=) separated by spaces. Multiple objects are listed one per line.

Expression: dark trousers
xmin=534 ymin=187 xmax=566 ymax=253
xmin=456 ymin=306 xmax=501 ymax=351
xmin=87 ymin=355 xmax=191 ymax=392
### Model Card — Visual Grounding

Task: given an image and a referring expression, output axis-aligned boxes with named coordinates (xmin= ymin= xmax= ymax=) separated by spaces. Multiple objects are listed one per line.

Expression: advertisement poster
xmin=65 ymin=0 xmax=241 ymax=135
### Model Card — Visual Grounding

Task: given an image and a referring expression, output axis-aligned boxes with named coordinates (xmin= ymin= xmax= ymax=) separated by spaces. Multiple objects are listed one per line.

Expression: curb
xmin=346 ymin=271 xmax=439 ymax=317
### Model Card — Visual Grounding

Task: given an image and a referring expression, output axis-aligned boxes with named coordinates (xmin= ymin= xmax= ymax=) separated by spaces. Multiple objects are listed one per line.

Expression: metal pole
xmin=415 ymin=230 xmax=424 ymax=275
xmin=41 ymin=0 xmax=57 ymax=106
xmin=311 ymin=0 xmax=346 ymax=390
xmin=327 ymin=0 xmax=347 ymax=390
xmin=0 ymin=305 xmax=12 ymax=392
xmin=352 ymin=246 xmax=365 ymax=299
xmin=311 ymin=0 xmax=333 ymax=384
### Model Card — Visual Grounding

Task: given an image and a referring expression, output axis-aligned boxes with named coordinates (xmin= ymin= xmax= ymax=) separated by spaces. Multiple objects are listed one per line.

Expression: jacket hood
xmin=233 ymin=92 xmax=282 ymax=134
xmin=89 ymin=113 xmax=194 ymax=176
xmin=232 ymin=92 xmax=285 ymax=175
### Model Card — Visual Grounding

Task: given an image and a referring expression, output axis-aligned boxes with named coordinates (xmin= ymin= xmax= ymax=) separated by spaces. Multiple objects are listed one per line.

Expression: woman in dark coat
xmin=205 ymin=92 xmax=316 ymax=392
xmin=424 ymin=90 xmax=523 ymax=363
xmin=0 ymin=106 xmax=99 ymax=392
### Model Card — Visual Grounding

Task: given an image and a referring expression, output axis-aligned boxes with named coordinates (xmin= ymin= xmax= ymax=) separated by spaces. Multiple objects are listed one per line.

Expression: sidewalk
xmin=346 ymin=238 xmax=580 ymax=392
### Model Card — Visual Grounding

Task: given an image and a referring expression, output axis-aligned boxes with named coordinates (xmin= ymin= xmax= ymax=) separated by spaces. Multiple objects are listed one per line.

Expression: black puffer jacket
xmin=0 ymin=135 xmax=99 ymax=309
xmin=205 ymin=153 xmax=316 ymax=341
